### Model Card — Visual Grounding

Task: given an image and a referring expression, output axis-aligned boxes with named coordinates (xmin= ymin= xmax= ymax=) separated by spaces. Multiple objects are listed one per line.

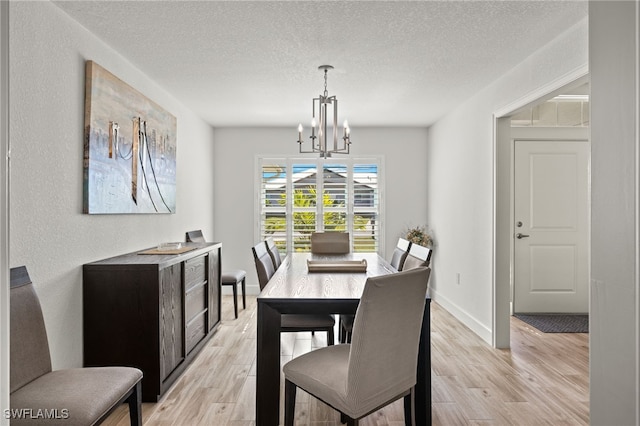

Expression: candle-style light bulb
xmin=298 ymin=123 xmax=303 ymax=142
xmin=311 ymin=118 xmax=316 ymax=137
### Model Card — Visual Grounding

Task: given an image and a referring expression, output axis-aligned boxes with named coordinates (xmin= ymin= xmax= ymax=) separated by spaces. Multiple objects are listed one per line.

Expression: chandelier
xmin=297 ymin=65 xmax=351 ymax=158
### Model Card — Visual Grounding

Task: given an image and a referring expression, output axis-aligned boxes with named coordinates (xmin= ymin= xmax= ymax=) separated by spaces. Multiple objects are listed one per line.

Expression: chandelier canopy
xmin=297 ymin=65 xmax=351 ymax=158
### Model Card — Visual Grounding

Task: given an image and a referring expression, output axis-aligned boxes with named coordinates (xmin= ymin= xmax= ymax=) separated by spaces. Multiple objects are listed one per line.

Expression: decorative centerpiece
xmin=157 ymin=242 xmax=182 ymax=250
xmin=406 ymin=226 xmax=434 ymax=248
xmin=307 ymin=259 xmax=367 ymax=273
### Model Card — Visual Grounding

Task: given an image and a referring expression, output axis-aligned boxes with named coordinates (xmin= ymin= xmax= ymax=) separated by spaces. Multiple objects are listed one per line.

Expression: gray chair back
xmin=10 ymin=266 xmax=52 ymax=393
xmin=265 ymin=237 xmax=282 ymax=269
xmin=186 ymin=229 xmax=206 ymax=243
xmin=389 ymin=237 xmax=411 ymax=270
xmin=252 ymin=242 xmax=276 ymax=289
xmin=347 ymin=267 xmax=430 ymax=415
xmin=402 ymin=244 xmax=432 ymax=271
xmin=310 ymin=232 xmax=350 ymax=254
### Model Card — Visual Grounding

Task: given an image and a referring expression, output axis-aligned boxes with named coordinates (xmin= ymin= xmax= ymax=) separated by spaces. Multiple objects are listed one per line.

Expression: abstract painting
xmin=83 ymin=60 xmax=177 ymax=214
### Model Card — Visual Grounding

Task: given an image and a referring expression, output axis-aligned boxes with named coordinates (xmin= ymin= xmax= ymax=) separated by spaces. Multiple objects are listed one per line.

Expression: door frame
xmin=492 ymin=69 xmax=589 ymax=348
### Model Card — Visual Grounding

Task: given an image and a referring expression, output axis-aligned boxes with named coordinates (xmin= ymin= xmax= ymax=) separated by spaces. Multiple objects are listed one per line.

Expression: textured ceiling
xmin=53 ymin=1 xmax=588 ymax=127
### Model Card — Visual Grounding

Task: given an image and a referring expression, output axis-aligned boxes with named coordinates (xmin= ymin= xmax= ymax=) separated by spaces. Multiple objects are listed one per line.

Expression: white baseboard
xmin=225 ymin=284 xmax=495 ymax=344
xmin=429 ymin=288 xmax=493 ymax=345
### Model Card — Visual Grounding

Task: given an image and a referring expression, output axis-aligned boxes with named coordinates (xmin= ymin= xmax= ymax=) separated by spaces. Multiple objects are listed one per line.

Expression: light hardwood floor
xmin=102 ymin=295 xmax=589 ymax=425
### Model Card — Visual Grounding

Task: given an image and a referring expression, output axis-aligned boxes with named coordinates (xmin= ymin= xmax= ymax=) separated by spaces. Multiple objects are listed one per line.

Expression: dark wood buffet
xmin=82 ymin=242 xmax=222 ymax=402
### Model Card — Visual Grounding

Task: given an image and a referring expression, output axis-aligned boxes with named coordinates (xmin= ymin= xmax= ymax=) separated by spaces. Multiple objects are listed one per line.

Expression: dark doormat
xmin=514 ymin=314 xmax=589 ymax=333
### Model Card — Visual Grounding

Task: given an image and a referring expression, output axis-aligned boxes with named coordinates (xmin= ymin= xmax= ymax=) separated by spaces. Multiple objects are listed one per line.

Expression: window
xmin=257 ymin=157 xmax=383 ymax=253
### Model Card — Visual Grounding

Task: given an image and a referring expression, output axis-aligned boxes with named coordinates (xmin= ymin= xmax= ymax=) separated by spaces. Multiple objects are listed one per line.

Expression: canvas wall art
xmin=83 ymin=60 xmax=177 ymax=214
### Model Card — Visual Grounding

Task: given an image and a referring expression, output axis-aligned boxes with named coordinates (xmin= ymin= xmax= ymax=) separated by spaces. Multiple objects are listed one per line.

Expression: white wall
xmin=589 ymin=2 xmax=639 ymax=424
xmin=426 ymin=17 xmax=588 ymax=343
xmin=1 ymin=0 xmax=10 ymax=422
xmin=8 ymin=1 xmax=216 ymax=370
xmin=213 ymin=127 xmax=428 ymax=294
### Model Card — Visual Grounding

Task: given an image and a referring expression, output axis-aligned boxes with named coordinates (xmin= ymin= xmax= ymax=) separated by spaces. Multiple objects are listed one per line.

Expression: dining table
xmin=256 ymin=252 xmax=431 ymax=426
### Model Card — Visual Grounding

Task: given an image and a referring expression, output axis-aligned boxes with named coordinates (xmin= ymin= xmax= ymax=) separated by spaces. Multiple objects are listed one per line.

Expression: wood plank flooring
xmin=102 ymin=295 xmax=589 ymax=425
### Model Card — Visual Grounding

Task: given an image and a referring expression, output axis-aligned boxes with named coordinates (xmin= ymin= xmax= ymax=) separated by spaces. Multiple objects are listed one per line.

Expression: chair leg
xmin=327 ymin=327 xmax=334 ymax=346
xmin=339 ymin=316 xmax=352 ymax=343
xmin=232 ymin=282 xmax=239 ymax=319
xmin=403 ymin=387 xmax=416 ymax=426
xmin=241 ymin=277 xmax=246 ymax=309
xmin=127 ymin=380 xmax=142 ymax=426
xmin=284 ymin=379 xmax=297 ymax=426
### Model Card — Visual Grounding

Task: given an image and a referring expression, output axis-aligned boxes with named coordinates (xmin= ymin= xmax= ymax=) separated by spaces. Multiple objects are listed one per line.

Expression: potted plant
xmin=405 ymin=225 xmax=434 ymax=248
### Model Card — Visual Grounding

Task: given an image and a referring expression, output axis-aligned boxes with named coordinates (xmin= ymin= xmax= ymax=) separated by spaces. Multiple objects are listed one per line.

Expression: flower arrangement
xmin=405 ymin=226 xmax=433 ymax=248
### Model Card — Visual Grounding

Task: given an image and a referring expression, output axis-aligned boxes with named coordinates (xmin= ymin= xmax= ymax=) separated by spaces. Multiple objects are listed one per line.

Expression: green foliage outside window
xmin=264 ymin=186 xmax=375 ymax=252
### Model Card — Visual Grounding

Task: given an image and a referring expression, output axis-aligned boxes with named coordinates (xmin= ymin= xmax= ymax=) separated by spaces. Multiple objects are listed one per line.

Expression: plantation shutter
xmin=352 ymin=162 xmax=379 ymax=252
xmin=259 ymin=161 xmax=288 ymax=252
xmin=322 ymin=163 xmax=347 ymax=232
xmin=291 ymin=162 xmax=317 ymax=252
xmin=258 ymin=157 xmax=382 ymax=254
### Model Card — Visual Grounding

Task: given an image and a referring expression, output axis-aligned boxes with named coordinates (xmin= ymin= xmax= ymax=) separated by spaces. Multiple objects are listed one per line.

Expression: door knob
xmin=516 ymin=233 xmax=530 ymax=239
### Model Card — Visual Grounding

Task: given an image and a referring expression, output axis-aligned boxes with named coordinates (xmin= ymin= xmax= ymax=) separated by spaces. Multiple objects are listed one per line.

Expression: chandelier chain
xmin=323 ymin=69 xmax=328 ymax=97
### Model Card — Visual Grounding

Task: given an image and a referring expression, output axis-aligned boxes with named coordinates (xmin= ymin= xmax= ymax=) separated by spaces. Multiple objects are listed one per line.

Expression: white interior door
xmin=513 ymin=140 xmax=589 ymax=313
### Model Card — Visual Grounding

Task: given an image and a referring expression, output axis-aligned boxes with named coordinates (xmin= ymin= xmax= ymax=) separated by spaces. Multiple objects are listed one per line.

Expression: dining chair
xmin=185 ymin=229 xmax=206 ymax=243
xmin=310 ymin=231 xmax=349 ymax=343
xmin=10 ymin=266 xmax=143 ymax=425
xmin=265 ymin=236 xmax=282 ymax=269
xmin=390 ymin=237 xmax=412 ymax=270
xmin=283 ymin=267 xmax=431 ymax=426
xmin=310 ymin=232 xmax=350 ymax=254
xmin=401 ymin=243 xmax=432 ymax=271
xmin=186 ymin=230 xmax=246 ymax=319
xmin=252 ymin=242 xmax=335 ymax=345
xmin=339 ymin=237 xmax=413 ymax=343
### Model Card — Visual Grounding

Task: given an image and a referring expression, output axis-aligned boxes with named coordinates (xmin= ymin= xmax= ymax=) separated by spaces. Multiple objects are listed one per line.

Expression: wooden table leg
xmin=256 ymin=301 xmax=282 ymax=426
xmin=405 ymin=299 xmax=431 ymax=426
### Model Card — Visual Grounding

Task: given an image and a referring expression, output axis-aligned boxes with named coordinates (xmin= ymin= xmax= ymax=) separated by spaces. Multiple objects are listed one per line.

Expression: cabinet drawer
xmin=186 ymin=312 xmax=206 ymax=353
xmin=185 ymin=283 xmax=207 ymax=322
xmin=184 ymin=255 xmax=206 ymax=290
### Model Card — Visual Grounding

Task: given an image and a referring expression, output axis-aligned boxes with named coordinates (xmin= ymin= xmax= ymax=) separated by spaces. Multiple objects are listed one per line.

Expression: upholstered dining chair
xmin=265 ymin=236 xmax=282 ymax=269
xmin=185 ymin=229 xmax=206 ymax=243
xmin=310 ymin=232 xmax=350 ymax=254
xmin=186 ymin=230 xmax=246 ymax=319
xmin=402 ymin=243 xmax=432 ymax=271
xmin=283 ymin=267 xmax=431 ymax=426
xmin=339 ymin=237 xmax=413 ymax=343
xmin=252 ymin=241 xmax=275 ymax=288
xmin=390 ymin=237 xmax=412 ymax=270
xmin=252 ymin=242 xmax=335 ymax=345
xmin=10 ymin=266 xmax=143 ymax=426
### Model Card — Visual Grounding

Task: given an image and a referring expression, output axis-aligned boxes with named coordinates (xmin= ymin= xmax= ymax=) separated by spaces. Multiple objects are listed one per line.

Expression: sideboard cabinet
xmin=83 ymin=242 xmax=222 ymax=402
